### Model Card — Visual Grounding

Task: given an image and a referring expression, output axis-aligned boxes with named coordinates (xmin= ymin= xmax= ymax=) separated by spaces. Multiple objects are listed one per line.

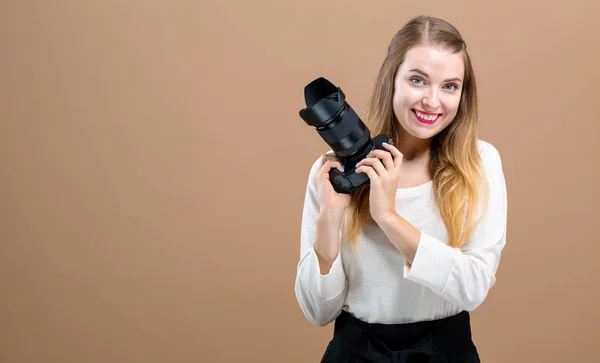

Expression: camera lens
xmin=299 ymin=77 xmax=391 ymax=194
xmin=299 ymin=77 xmax=372 ymax=160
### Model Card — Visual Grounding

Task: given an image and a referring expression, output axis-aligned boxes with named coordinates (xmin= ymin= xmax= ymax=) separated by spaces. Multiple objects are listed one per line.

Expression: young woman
xmin=294 ymin=15 xmax=508 ymax=362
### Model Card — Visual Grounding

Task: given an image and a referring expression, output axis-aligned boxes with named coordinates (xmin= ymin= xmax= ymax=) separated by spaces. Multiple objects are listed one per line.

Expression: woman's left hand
xmin=355 ymin=143 xmax=404 ymax=224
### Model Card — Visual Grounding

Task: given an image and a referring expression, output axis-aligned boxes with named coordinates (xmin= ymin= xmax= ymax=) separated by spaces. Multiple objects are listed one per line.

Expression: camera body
xmin=299 ymin=77 xmax=392 ymax=194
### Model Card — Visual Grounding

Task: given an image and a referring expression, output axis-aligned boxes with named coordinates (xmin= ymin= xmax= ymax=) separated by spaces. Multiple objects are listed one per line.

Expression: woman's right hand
xmin=312 ymin=152 xmax=351 ymax=272
xmin=312 ymin=152 xmax=351 ymax=273
xmin=314 ymin=152 xmax=351 ymax=220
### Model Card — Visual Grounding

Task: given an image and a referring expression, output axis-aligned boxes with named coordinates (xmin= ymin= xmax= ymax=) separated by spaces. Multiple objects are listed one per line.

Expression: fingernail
xmin=382 ymin=142 xmax=390 ymax=146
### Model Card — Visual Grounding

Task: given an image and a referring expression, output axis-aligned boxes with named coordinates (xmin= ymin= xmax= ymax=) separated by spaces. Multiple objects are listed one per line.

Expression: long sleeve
xmin=294 ymin=156 xmax=348 ymax=327
xmin=403 ymin=144 xmax=508 ymax=312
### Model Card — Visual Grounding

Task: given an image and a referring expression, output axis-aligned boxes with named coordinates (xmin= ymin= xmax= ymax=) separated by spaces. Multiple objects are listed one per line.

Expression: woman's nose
xmin=423 ymin=90 xmax=440 ymax=109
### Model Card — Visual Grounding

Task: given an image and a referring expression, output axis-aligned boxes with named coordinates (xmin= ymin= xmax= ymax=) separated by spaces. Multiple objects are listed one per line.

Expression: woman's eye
xmin=410 ymin=77 xmax=424 ymax=85
xmin=444 ymin=83 xmax=458 ymax=91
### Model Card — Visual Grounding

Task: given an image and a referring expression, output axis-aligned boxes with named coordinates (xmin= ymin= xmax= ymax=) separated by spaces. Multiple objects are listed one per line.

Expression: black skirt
xmin=320 ymin=310 xmax=481 ymax=363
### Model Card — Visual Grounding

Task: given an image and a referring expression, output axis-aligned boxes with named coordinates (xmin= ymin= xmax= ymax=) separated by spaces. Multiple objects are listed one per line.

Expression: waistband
xmin=332 ymin=310 xmax=474 ymax=361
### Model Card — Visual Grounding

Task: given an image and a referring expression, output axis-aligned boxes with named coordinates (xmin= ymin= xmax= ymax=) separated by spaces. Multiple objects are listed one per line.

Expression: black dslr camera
xmin=299 ymin=77 xmax=392 ymax=194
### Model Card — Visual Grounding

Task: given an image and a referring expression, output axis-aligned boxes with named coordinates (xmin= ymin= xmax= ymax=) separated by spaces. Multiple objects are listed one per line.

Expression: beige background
xmin=1 ymin=1 xmax=599 ymax=362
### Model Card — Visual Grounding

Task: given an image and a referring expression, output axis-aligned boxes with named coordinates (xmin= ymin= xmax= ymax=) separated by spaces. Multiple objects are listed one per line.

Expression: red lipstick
xmin=411 ymin=109 xmax=440 ymax=124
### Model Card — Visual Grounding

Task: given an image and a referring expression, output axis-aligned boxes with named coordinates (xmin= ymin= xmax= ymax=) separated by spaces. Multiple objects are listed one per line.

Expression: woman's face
xmin=392 ymin=44 xmax=465 ymax=141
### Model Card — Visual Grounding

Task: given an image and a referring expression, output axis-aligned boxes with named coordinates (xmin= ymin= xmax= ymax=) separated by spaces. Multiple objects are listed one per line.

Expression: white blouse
xmin=294 ymin=140 xmax=508 ymax=326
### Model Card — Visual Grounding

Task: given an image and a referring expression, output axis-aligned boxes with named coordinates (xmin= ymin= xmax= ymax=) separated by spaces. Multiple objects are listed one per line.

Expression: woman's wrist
xmin=317 ymin=205 xmax=345 ymax=226
xmin=314 ymin=209 xmax=344 ymax=263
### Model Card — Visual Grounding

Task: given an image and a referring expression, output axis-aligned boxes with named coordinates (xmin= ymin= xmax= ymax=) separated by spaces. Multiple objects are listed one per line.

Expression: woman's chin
xmin=406 ymin=125 xmax=437 ymax=140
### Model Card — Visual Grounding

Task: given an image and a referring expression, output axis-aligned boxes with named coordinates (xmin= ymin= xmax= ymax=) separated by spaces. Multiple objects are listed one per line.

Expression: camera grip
xmin=327 ymin=133 xmax=392 ymax=194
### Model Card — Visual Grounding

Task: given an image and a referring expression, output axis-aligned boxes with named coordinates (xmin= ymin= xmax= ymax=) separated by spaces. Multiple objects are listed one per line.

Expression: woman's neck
xmin=395 ymin=131 xmax=432 ymax=162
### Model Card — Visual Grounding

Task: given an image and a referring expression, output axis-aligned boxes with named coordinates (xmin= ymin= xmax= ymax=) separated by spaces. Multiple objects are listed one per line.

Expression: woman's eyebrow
xmin=409 ymin=68 xmax=463 ymax=83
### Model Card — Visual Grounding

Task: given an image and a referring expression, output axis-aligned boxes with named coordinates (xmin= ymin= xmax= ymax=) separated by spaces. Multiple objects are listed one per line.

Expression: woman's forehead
xmin=399 ymin=45 xmax=465 ymax=79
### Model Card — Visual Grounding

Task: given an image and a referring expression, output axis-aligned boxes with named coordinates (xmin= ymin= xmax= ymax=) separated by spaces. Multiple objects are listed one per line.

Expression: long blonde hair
xmin=344 ymin=15 xmax=489 ymax=252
